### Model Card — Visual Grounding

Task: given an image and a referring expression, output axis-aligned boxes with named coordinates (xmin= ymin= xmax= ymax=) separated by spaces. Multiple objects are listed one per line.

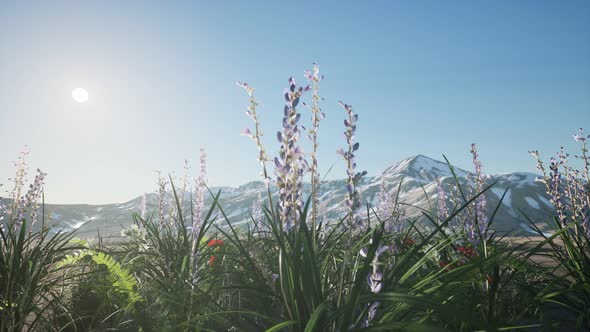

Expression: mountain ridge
xmin=1 ymin=155 xmax=555 ymax=237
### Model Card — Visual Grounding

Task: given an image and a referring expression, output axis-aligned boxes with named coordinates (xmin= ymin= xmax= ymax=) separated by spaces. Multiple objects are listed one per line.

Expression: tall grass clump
xmin=0 ymin=149 xmax=78 ymax=331
xmin=528 ymin=129 xmax=590 ymax=328
xmin=118 ymin=149 xmax=236 ymax=330
xmin=225 ymin=64 xmax=555 ymax=331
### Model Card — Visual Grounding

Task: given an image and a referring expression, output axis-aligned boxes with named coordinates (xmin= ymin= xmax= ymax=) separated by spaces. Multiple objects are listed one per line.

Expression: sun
xmin=72 ymin=88 xmax=89 ymax=103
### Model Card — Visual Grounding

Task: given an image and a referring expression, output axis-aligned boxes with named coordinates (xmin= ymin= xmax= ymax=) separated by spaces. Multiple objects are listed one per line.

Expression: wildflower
xmin=360 ymin=242 xmax=389 ymax=326
xmin=192 ymin=149 xmax=207 ymax=237
xmin=241 ymin=128 xmax=252 ymax=137
xmin=237 ymin=82 xmax=271 ymax=182
xmin=9 ymin=148 xmax=29 ymax=228
xmin=207 ymin=239 xmax=223 ymax=247
xmin=395 ymin=237 xmax=416 ymax=254
xmin=438 ymin=260 xmax=454 ymax=272
xmin=468 ymin=143 xmax=488 ymax=243
xmin=188 ymin=150 xmax=207 ymax=286
xmin=338 ymin=101 xmax=366 ymax=229
xmin=236 ymin=81 xmax=254 ymax=96
xmin=156 ymin=172 xmax=168 ymax=226
xmin=457 ymin=245 xmax=477 ymax=258
xmin=303 ymin=62 xmax=325 ymax=227
xmin=23 ymin=168 xmax=47 ymax=227
xmin=573 ymin=128 xmax=590 ymax=142
xmin=139 ymin=193 xmax=147 ymax=220
xmin=436 ymin=178 xmax=449 ymax=222
xmin=531 ymin=131 xmax=590 ymax=237
xmin=251 ymin=194 xmax=265 ymax=234
xmin=207 ymin=255 xmax=216 ymax=266
xmin=275 ymin=77 xmax=310 ymax=232
xmin=572 ymin=128 xmax=590 ymax=237
xmin=375 ymin=177 xmax=407 ymax=239
xmin=4 ymin=149 xmax=47 ymax=230
xmin=548 ymin=156 xmax=567 ymax=225
xmin=179 ymin=159 xmax=191 ymax=204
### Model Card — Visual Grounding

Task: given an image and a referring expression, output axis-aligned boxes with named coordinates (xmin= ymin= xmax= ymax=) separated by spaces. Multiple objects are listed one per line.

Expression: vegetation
xmin=1 ymin=65 xmax=589 ymax=331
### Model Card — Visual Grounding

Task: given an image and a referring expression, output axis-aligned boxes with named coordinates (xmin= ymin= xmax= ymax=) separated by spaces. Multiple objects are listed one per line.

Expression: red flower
xmin=207 ymin=239 xmax=223 ymax=247
xmin=438 ymin=260 xmax=453 ymax=271
xmin=486 ymin=275 xmax=494 ymax=285
xmin=457 ymin=246 xmax=477 ymax=258
xmin=208 ymin=255 xmax=216 ymax=266
xmin=401 ymin=238 xmax=416 ymax=250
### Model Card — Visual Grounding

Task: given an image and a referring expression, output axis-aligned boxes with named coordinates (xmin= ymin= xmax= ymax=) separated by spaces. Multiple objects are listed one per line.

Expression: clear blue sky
xmin=1 ymin=1 xmax=589 ymax=204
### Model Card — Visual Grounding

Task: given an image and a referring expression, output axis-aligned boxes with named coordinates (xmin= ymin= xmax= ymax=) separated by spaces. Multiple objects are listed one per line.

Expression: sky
xmin=0 ymin=1 xmax=589 ymax=204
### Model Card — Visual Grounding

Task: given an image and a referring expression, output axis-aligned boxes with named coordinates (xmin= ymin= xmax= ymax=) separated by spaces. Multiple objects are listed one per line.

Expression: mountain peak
xmin=382 ymin=154 xmax=468 ymax=182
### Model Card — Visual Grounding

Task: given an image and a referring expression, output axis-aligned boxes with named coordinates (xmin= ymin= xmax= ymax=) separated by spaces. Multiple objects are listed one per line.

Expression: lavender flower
xmin=338 ymin=101 xmax=366 ymax=229
xmin=139 ymin=193 xmax=147 ymax=220
xmin=1 ymin=149 xmax=47 ymax=231
xmin=303 ymin=63 xmax=325 ymax=228
xmin=570 ymin=129 xmax=590 ymax=236
xmin=190 ymin=149 xmax=208 ymax=285
xmin=156 ymin=171 xmax=168 ymax=227
xmin=9 ymin=148 xmax=29 ymax=227
xmin=359 ymin=242 xmax=389 ymax=326
xmin=24 ymin=168 xmax=47 ymax=227
xmin=376 ymin=176 xmax=394 ymax=221
xmin=440 ymin=145 xmax=489 ymax=243
xmin=376 ymin=176 xmax=405 ymax=235
xmin=549 ymin=156 xmax=567 ymax=225
xmin=192 ymin=148 xmax=207 ymax=237
xmin=251 ymin=193 xmax=265 ymax=234
xmin=573 ymin=127 xmax=590 ymax=142
xmin=436 ymin=178 xmax=449 ymax=222
xmin=180 ymin=159 xmax=191 ymax=204
xmin=238 ymin=81 xmax=279 ymax=224
xmin=530 ymin=150 xmax=562 ymax=221
xmin=573 ymin=129 xmax=590 ymax=204
xmin=238 ymin=82 xmax=271 ymax=182
xmin=469 ymin=144 xmax=488 ymax=241
xmin=531 ymin=131 xmax=590 ymax=238
xmin=274 ymin=77 xmax=310 ymax=232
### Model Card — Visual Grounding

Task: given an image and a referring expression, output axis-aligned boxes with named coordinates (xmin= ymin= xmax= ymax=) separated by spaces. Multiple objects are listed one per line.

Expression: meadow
xmin=1 ymin=64 xmax=589 ymax=331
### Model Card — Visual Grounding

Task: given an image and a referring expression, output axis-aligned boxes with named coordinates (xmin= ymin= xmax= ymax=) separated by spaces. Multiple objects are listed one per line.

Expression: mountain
xmin=1 ymin=155 xmax=557 ymax=238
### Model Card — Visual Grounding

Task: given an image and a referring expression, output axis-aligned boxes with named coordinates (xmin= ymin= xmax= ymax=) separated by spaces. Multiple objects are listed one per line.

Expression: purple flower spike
xmin=338 ymin=101 xmax=365 ymax=229
xmin=436 ymin=178 xmax=449 ymax=222
xmin=191 ymin=148 xmax=207 ymax=236
xmin=360 ymin=239 xmax=388 ymax=326
xmin=376 ymin=175 xmax=406 ymax=236
xmin=275 ymin=76 xmax=310 ymax=232
xmin=531 ymin=130 xmax=590 ymax=238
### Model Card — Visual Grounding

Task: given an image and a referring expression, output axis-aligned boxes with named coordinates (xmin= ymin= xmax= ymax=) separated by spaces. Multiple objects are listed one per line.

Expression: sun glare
xmin=72 ymin=88 xmax=89 ymax=103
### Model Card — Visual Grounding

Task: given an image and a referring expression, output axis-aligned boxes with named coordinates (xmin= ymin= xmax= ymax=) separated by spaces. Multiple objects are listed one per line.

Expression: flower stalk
xmin=304 ymin=63 xmax=325 ymax=237
xmin=274 ymin=77 xmax=309 ymax=232
xmin=338 ymin=101 xmax=366 ymax=229
xmin=238 ymin=82 xmax=277 ymax=224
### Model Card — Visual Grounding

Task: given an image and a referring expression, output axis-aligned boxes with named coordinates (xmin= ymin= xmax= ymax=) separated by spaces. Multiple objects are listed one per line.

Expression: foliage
xmin=2 ymin=66 xmax=588 ymax=331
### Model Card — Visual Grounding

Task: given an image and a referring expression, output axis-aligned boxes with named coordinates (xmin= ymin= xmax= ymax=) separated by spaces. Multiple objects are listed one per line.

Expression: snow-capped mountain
xmin=2 ymin=155 xmax=558 ymax=238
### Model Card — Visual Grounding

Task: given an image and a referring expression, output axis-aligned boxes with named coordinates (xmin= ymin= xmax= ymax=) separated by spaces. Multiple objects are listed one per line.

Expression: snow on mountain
xmin=2 ymin=155 xmax=559 ymax=237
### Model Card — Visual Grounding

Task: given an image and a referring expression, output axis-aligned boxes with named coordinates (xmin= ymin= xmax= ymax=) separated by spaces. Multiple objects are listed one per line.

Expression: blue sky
xmin=1 ymin=1 xmax=589 ymax=204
